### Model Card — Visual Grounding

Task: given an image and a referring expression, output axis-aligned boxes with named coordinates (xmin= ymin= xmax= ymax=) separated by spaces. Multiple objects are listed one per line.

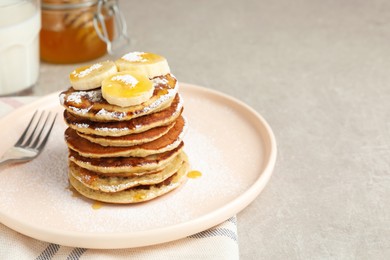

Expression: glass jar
xmin=40 ymin=0 xmax=128 ymax=64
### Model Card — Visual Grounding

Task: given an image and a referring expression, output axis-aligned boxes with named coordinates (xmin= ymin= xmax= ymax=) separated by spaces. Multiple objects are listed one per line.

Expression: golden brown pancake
xmin=69 ymin=151 xmax=185 ymax=192
xmin=64 ymin=94 xmax=183 ymax=136
xmin=59 ymin=74 xmax=178 ymax=122
xmin=68 ymin=142 xmax=184 ymax=176
xmin=68 ymin=152 xmax=189 ymax=204
xmin=65 ymin=116 xmax=186 ymax=158
xmin=77 ymin=121 xmax=175 ymax=147
xmin=60 ymin=62 xmax=189 ymax=204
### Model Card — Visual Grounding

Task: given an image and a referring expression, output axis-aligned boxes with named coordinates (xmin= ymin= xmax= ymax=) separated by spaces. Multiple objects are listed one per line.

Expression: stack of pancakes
xmin=59 ymin=73 xmax=189 ymax=204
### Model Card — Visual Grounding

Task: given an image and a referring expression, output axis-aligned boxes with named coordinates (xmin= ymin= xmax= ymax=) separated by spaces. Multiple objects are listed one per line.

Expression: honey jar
xmin=40 ymin=0 xmax=128 ymax=64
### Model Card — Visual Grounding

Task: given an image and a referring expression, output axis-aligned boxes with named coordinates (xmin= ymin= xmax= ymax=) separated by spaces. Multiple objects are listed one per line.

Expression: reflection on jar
xmin=40 ymin=0 xmax=115 ymax=64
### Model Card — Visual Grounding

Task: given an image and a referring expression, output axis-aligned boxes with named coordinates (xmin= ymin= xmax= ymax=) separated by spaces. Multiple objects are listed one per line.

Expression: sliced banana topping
xmin=70 ymin=61 xmax=118 ymax=90
xmin=115 ymin=52 xmax=170 ymax=78
xmin=101 ymin=71 xmax=154 ymax=107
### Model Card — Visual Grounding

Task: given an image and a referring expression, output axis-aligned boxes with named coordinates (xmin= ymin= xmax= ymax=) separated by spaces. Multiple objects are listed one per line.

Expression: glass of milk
xmin=0 ymin=0 xmax=40 ymax=95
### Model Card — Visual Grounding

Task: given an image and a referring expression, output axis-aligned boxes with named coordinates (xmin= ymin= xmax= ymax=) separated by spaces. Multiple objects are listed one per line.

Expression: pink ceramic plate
xmin=0 ymin=83 xmax=276 ymax=249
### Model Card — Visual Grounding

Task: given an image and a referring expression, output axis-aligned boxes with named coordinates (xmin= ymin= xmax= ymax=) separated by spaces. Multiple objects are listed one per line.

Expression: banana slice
xmin=70 ymin=61 xmax=118 ymax=90
xmin=101 ymin=71 xmax=154 ymax=107
xmin=115 ymin=52 xmax=170 ymax=78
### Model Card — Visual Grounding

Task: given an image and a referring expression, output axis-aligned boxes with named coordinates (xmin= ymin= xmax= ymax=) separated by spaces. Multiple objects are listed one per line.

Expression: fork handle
xmin=0 ymin=147 xmax=35 ymax=167
xmin=0 ymin=157 xmax=12 ymax=167
xmin=0 ymin=157 xmax=33 ymax=167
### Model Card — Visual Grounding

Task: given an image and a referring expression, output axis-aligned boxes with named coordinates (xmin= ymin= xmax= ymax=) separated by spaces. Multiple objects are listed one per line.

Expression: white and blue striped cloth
xmin=0 ymin=97 xmax=239 ymax=260
xmin=0 ymin=217 xmax=238 ymax=259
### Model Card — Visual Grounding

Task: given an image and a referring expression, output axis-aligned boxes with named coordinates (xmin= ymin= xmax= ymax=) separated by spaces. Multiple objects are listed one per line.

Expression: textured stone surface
xmin=36 ymin=0 xmax=390 ymax=258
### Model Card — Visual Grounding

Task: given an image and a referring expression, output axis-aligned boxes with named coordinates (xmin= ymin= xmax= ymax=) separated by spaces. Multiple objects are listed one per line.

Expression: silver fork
xmin=0 ymin=111 xmax=57 ymax=166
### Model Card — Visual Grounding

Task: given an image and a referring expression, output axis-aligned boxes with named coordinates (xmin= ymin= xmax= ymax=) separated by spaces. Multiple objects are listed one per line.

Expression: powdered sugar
xmin=69 ymin=106 xmax=90 ymax=115
xmin=111 ymin=74 xmax=139 ymax=87
xmin=86 ymin=90 xmax=102 ymax=102
xmin=75 ymin=123 xmax=89 ymax=128
xmin=95 ymin=127 xmax=129 ymax=133
xmin=65 ymin=90 xmax=102 ymax=104
xmin=64 ymin=90 xmax=102 ymax=115
xmin=72 ymin=63 xmax=103 ymax=78
xmin=67 ymin=93 xmax=82 ymax=104
xmin=59 ymin=93 xmax=66 ymax=105
xmin=141 ymin=88 xmax=176 ymax=114
xmin=121 ymin=52 xmax=147 ymax=62
xmin=96 ymin=109 xmax=126 ymax=120
xmin=152 ymin=77 xmax=168 ymax=85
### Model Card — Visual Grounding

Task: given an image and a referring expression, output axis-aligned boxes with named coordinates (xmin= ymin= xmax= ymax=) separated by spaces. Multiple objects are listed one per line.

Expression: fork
xmin=0 ymin=111 xmax=57 ymax=166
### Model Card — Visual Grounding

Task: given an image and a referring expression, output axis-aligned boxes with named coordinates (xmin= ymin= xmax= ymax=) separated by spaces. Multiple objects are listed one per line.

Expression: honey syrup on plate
xmin=67 ymin=185 xmax=81 ymax=198
xmin=187 ymin=170 xmax=202 ymax=179
xmin=92 ymin=201 xmax=104 ymax=210
xmin=67 ymin=185 xmax=105 ymax=210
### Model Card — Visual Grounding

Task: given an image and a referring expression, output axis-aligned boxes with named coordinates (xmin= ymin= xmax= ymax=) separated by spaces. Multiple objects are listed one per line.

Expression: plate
xmin=0 ymin=83 xmax=276 ymax=249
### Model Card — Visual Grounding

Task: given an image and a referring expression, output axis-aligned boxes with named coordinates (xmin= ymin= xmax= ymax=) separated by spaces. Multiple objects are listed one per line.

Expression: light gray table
xmin=33 ymin=0 xmax=390 ymax=258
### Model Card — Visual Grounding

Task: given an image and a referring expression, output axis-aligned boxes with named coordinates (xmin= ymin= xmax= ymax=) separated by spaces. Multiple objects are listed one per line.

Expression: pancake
xmin=69 ymin=151 xmax=186 ymax=192
xmin=65 ymin=116 xmax=186 ymax=158
xmin=64 ymin=94 xmax=183 ymax=136
xmin=68 ymin=142 xmax=184 ymax=176
xmin=59 ymin=74 xmax=178 ymax=122
xmin=77 ymin=121 xmax=175 ymax=147
xmin=60 ymin=54 xmax=190 ymax=205
xmin=68 ymin=152 xmax=189 ymax=204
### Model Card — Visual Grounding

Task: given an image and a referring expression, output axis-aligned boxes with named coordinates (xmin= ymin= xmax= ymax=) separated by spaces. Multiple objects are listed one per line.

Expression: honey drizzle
xmin=67 ymin=185 xmax=82 ymax=198
xmin=92 ymin=201 xmax=104 ymax=210
xmin=133 ymin=192 xmax=147 ymax=202
xmin=67 ymin=185 xmax=104 ymax=210
xmin=187 ymin=170 xmax=202 ymax=179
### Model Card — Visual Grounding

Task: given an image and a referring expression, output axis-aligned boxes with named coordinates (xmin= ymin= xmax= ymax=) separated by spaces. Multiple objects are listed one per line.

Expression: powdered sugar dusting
xmin=95 ymin=127 xmax=129 ymax=133
xmin=72 ymin=63 xmax=103 ymax=78
xmin=66 ymin=90 xmax=102 ymax=104
xmin=69 ymin=106 xmax=90 ymax=115
xmin=121 ymin=52 xmax=147 ymax=62
xmin=96 ymin=109 xmax=126 ymax=120
xmin=86 ymin=90 xmax=102 ymax=102
xmin=64 ymin=90 xmax=102 ymax=115
xmin=67 ymin=93 xmax=82 ymax=104
xmin=140 ymin=81 xmax=179 ymax=115
xmin=152 ymin=77 xmax=168 ymax=85
xmin=75 ymin=123 xmax=89 ymax=128
xmin=111 ymin=75 xmax=139 ymax=87
xmin=59 ymin=93 xmax=66 ymax=105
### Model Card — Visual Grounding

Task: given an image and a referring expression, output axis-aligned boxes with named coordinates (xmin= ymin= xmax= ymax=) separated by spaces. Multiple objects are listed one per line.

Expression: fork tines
xmin=16 ymin=111 xmax=57 ymax=150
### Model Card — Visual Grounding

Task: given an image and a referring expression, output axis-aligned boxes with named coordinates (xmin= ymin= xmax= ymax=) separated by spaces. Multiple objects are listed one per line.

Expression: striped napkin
xmin=0 ymin=97 xmax=239 ymax=260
